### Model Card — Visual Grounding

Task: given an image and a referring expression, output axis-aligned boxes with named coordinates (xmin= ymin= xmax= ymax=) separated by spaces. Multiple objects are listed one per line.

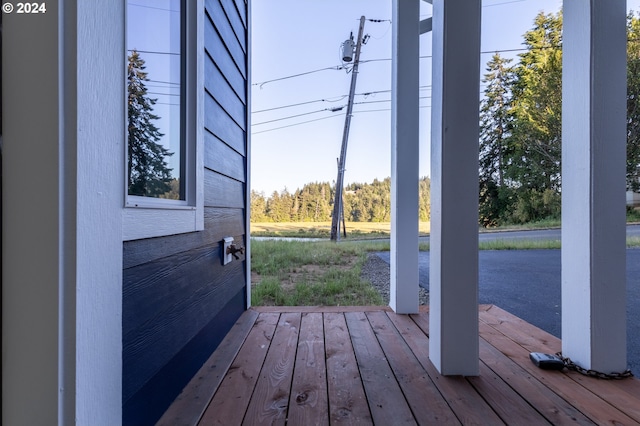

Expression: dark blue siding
xmin=122 ymin=1 xmax=248 ymax=424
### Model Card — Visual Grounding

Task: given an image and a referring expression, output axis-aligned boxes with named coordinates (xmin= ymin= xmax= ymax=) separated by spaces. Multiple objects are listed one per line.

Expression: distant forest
xmin=250 ymin=177 xmax=431 ymax=223
xmin=253 ymin=11 xmax=640 ymax=227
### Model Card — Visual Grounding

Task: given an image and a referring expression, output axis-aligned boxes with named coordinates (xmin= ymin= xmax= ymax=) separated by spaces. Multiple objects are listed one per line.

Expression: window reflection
xmin=127 ymin=0 xmax=183 ymax=200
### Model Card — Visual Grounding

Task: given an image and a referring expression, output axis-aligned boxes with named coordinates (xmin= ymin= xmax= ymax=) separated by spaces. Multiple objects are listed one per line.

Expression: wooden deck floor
xmin=158 ymin=305 xmax=640 ymax=425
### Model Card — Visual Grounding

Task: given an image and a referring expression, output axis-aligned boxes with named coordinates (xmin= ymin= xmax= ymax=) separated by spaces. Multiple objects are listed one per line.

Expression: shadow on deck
xmin=158 ymin=305 xmax=640 ymax=425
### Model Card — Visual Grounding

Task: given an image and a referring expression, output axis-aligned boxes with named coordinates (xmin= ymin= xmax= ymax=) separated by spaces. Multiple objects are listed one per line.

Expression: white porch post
xmin=390 ymin=0 xmax=420 ymax=314
xmin=562 ymin=0 xmax=627 ymax=373
xmin=429 ymin=0 xmax=481 ymax=375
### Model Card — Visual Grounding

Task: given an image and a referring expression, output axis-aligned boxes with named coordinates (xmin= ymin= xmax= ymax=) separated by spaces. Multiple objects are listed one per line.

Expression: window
xmin=123 ymin=0 xmax=203 ymax=240
xmin=127 ymin=0 xmax=184 ymax=201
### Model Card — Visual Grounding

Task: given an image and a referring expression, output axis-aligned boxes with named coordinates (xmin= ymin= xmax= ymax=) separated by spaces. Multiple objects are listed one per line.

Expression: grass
xmin=250 ymin=221 xmax=431 ymax=239
xmin=251 ymin=240 xmax=388 ymax=306
xmin=252 ymin=210 xmax=640 ymax=240
xmin=251 ymin=231 xmax=640 ymax=307
xmin=478 ymin=239 xmax=561 ymax=250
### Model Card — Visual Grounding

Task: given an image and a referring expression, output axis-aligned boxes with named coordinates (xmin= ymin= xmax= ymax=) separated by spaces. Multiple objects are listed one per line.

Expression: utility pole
xmin=331 ymin=15 xmax=366 ymax=241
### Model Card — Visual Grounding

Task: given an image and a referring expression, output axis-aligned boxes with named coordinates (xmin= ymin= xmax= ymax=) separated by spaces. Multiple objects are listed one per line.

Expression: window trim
xmin=122 ymin=0 xmax=204 ymax=241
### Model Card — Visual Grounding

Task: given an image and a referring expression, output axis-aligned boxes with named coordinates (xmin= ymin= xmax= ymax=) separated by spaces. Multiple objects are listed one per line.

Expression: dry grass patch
xmin=251 ymin=221 xmax=431 ymax=239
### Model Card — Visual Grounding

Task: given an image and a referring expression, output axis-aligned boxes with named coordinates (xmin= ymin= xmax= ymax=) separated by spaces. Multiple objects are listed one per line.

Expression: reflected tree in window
xmin=127 ymin=50 xmax=175 ymax=198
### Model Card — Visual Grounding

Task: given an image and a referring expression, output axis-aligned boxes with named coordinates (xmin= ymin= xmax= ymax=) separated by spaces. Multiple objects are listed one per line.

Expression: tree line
xmin=252 ymin=11 xmax=640 ymax=226
xmin=251 ymin=177 xmax=431 ymax=222
xmin=479 ymin=11 xmax=640 ymax=226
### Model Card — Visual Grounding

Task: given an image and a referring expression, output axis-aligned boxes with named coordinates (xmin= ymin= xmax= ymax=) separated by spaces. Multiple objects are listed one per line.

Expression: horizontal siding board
xmin=204 ymin=33 xmax=245 ymax=102
xmin=204 ymin=131 xmax=246 ymax=181
xmin=205 ymin=37 xmax=247 ymax=103
xmin=220 ymin=0 xmax=246 ymax=51
xmin=205 ymin=0 xmax=246 ymax=76
xmin=233 ymin=0 xmax=246 ymax=27
xmin=204 ymin=169 xmax=245 ymax=208
xmin=123 ymin=243 xmax=243 ymax=345
xmin=205 ymin=44 xmax=245 ymax=104
xmin=205 ymin=94 xmax=245 ymax=154
xmin=121 ymin=0 xmax=249 ymax=422
xmin=123 ymin=288 xmax=246 ymax=426
xmin=123 ymin=207 xmax=245 ymax=269
xmin=205 ymin=54 xmax=246 ymax=130
xmin=123 ymin=254 xmax=245 ymax=402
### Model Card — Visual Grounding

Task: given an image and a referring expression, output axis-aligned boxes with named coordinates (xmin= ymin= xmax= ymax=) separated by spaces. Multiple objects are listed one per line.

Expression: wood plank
xmin=252 ymin=306 xmax=390 ymax=313
xmin=479 ymin=315 xmax=639 ymax=425
xmin=467 ymin=362 xmax=552 ymax=425
xmin=344 ymin=312 xmax=417 ymax=425
xmin=563 ymin=373 xmax=640 ymax=423
xmin=482 ymin=303 xmax=640 ymax=410
xmin=481 ymin=306 xmax=640 ymax=404
xmin=204 ymin=131 xmax=245 ymax=182
xmin=157 ymin=309 xmax=259 ymax=426
xmin=199 ymin=312 xmax=280 ymax=425
xmin=477 ymin=337 xmax=595 ymax=426
xmin=204 ymin=169 xmax=245 ymax=209
xmin=244 ymin=312 xmax=301 ymax=425
xmin=155 ymin=306 xmax=640 ymax=425
xmin=287 ymin=312 xmax=329 ymax=425
xmin=481 ymin=305 xmax=640 ymax=423
xmin=390 ymin=312 xmax=504 ymax=425
xmin=324 ymin=313 xmax=372 ymax=425
xmin=480 ymin=305 xmax=561 ymax=353
xmin=367 ymin=311 xmax=460 ymax=425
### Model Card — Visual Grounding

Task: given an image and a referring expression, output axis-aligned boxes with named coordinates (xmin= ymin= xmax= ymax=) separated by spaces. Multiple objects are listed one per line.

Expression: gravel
xmin=360 ymin=253 xmax=429 ymax=306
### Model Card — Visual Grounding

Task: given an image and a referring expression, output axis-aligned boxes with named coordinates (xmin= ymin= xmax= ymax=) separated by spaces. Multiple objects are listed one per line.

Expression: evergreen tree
xmin=479 ymin=53 xmax=515 ymax=226
xmin=127 ymin=50 xmax=174 ymax=197
xmin=480 ymin=54 xmax=513 ymax=187
xmin=250 ymin=190 xmax=268 ymax=222
xmin=627 ymin=13 xmax=640 ymax=191
xmin=509 ymin=11 xmax=563 ymax=192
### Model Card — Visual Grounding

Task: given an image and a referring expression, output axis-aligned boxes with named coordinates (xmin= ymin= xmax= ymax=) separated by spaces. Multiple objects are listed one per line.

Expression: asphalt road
xmin=416 ymin=223 xmax=640 ymax=244
xmin=375 ymin=246 xmax=640 ymax=376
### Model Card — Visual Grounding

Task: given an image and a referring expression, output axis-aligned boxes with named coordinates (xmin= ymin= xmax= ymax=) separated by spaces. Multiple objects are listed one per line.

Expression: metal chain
xmin=555 ymin=352 xmax=634 ymax=380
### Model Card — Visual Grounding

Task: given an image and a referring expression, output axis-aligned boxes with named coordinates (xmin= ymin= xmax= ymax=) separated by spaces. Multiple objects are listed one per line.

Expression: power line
xmin=127 ymin=49 xmax=180 ymax=56
xmin=252 ymin=96 xmax=347 ymax=114
xmin=253 ymin=65 xmax=348 ymax=88
xmin=128 ymin=2 xmax=179 ymax=13
xmin=484 ymin=0 xmax=526 ymax=7
xmin=147 ymin=79 xmax=180 ymax=86
xmin=252 ymin=47 xmax=541 ymax=89
xmin=147 ymin=91 xmax=180 ymax=97
xmin=252 ymin=103 xmax=431 ymax=135
xmin=252 ymin=96 xmax=432 ymax=127
xmin=252 ymin=114 xmax=345 ymax=135
xmin=252 ymin=86 xmax=431 ymax=114
xmin=253 ymin=107 xmax=345 ymax=126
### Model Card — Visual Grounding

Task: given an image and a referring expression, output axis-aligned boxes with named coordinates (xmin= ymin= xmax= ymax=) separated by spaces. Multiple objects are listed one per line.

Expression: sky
xmin=250 ymin=0 xmax=640 ymax=196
